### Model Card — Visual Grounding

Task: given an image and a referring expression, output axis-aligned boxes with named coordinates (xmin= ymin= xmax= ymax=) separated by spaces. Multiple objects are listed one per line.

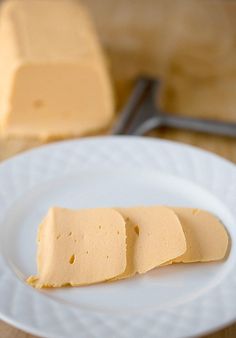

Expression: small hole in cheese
xmin=134 ymin=225 xmax=140 ymax=236
xmin=117 ymin=231 xmax=120 ymax=235
xmin=192 ymin=208 xmax=200 ymax=216
xmin=99 ymin=225 xmax=102 ymax=230
xmin=86 ymin=251 xmax=89 ymax=254
xmin=107 ymin=255 xmax=109 ymax=259
xmin=69 ymin=254 xmax=75 ymax=264
xmin=68 ymin=232 xmax=72 ymax=237
xmin=33 ymin=99 xmax=44 ymax=108
xmin=56 ymin=234 xmax=61 ymax=239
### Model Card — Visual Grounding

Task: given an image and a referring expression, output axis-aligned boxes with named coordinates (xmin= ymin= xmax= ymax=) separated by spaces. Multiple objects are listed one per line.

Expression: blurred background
xmin=84 ymin=0 xmax=236 ymax=117
xmin=1 ymin=0 xmax=236 ymax=161
xmin=84 ymin=0 xmax=236 ymax=158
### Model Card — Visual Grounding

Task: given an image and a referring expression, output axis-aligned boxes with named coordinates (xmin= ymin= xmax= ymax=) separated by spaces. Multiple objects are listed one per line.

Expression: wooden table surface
xmin=1 ymin=0 xmax=236 ymax=337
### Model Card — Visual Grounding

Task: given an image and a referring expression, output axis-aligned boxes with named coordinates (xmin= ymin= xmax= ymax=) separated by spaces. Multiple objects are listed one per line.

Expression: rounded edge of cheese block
xmin=172 ymin=208 xmax=229 ymax=263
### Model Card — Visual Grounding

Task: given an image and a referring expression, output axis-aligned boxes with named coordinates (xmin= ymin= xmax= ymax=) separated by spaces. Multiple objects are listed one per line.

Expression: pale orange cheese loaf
xmin=27 ymin=208 xmax=126 ymax=288
xmin=0 ymin=0 xmax=114 ymax=139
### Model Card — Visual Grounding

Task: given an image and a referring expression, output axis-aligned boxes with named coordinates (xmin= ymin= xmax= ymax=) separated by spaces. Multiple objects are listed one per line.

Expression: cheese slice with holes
xmin=169 ymin=208 xmax=229 ymax=263
xmin=0 ymin=0 xmax=114 ymax=139
xmin=27 ymin=207 xmax=126 ymax=288
xmin=115 ymin=206 xmax=187 ymax=279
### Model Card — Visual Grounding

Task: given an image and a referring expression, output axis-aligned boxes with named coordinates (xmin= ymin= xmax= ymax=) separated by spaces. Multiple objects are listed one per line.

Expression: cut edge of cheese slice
xmin=169 ymin=208 xmax=229 ymax=264
xmin=114 ymin=206 xmax=187 ymax=280
xmin=27 ymin=207 xmax=126 ymax=288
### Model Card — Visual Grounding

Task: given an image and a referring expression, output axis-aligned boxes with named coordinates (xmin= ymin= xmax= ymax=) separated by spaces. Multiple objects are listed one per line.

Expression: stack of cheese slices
xmin=27 ymin=206 xmax=229 ymax=288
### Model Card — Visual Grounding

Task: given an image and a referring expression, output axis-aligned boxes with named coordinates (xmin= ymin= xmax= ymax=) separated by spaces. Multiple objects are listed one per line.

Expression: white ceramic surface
xmin=0 ymin=136 xmax=236 ymax=338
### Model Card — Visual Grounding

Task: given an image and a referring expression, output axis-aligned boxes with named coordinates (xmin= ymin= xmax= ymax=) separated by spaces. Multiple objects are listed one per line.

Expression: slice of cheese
xmin=115 ymin=206 xmax=187 ymax=279
xmin=171 ymin=208 xmax=229 ymax=263
xmin=0 ymin=0 xmax=114 ymax=139
xmin=27 ymin=207 xmax=126 ymax=288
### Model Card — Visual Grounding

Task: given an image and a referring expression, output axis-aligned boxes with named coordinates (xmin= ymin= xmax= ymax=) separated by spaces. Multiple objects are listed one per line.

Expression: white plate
xmin=0 ymin=136 xmax=236 ymax=338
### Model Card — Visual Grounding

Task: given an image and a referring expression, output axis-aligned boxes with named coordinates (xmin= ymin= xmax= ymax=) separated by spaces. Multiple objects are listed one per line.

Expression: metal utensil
xmin=112 ymin=76 xmax=236 ymax=137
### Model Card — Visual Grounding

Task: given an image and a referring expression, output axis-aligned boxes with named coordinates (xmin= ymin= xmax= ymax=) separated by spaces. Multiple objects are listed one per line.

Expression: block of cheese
xmin=0 ymin=0 xmax=114 ymax=139
xmin=170 ymin=208 xmax=229 ymax=263
xmin=27 ymin=207 xmax=126 ymax=288
xmin=115 ymin=206 xmax=187 ymax=279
